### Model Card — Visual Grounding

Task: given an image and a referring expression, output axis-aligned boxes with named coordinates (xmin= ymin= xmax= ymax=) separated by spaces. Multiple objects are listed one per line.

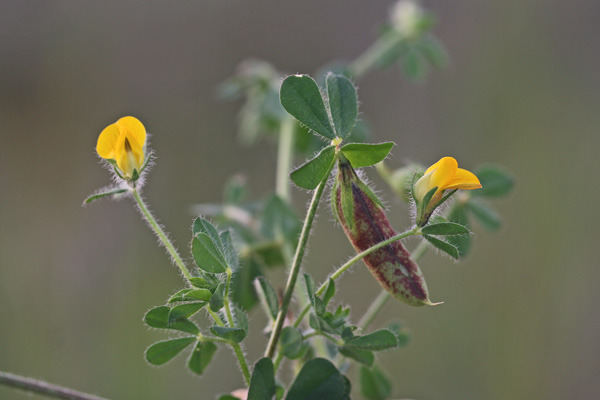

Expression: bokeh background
xmin=1 ymin=1 xmax=599 ymax=399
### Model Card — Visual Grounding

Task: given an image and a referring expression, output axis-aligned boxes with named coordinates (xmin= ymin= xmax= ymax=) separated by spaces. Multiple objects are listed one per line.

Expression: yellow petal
xmin=429 ymin=157 xmax=458 ymax=191
xmin=445 ymin=168 xmax=482 ymax=190
xmin=96 ymin=123 xmax=120 ymax=159
xmin=115 ymin=116 xmax=146 ymax=148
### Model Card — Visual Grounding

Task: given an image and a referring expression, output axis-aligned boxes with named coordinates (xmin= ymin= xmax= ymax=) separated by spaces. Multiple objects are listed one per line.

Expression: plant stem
xmin=264 ymin=161 xmax=335 ymax=359
xmin=349 ymin=33 xmax=404 ymax=78
xmin=132 ymin=189 xmax=192 ymax=281
xmin=358 ymin=238 xmax=430 ymax=330
xmin=231 ymin=343 xmax=251 ymax=385
xmin=276 ymin=116 xmax=295 ymax=202
xmin=293 ymin=228 xmax=419 ymax=328
xmin=0 ymin=371 xmax=107 ymax=400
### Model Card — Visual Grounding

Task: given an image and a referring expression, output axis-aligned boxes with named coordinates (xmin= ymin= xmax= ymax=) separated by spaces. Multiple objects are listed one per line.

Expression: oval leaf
xmin=192 ymin=234 xmax=228 ymax=273
xmin=468 ymin=199 xmax=501 ymax=231
xmin=143 ymin=306 xmax=199 ymax=335
xmin=326 ymin=73 xmax=358 ymax=138
xmin=360 ymin=366 xmax=392 ymax=400
xmin=280 ymin=326 xmax=304 ymax=359
xmin=255 ymin=276 xmax=279 ymax=320
xmin=290 ymin=146 xmax=335 ymax=190
xmin=286 ymin=358 xmax=351 ymax=400
xmin=341 ymin=329 xmax=398 ymax=351
xmin=472 ymin=165 xmax=514 ymax=198
xmin=341 ymin=142 xmax=394 ymax=168
xmin=210 ymin=326 xmax=247 ymax=343
xmin=421 ymin=222 xmax=470 ymax=236
xmin=168 ymin=302 xmax=206 ymax=323
xmin=280 ymin=75 xmax=335 ymax=140
xmin=187 ymin=341 xmax=218 ymax=375
xmin=248 ymin=358 xmax=276 ymax=400
xmin=145 ymin=337 xmax=196 ymax=365
xmin=338 ymin=347 xmax=374 ymax=366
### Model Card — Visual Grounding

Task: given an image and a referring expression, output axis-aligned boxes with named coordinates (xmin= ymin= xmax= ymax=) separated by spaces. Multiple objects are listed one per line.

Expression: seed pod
xmin=332 ymin=157 xmax=435 ymax=306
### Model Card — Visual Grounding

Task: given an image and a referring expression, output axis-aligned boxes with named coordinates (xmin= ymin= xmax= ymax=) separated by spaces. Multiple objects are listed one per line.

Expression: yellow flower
xmin=96 ymin=116 xmax=147 ymax=179
xmin=414 ymin=156 xmax=481 ymax=204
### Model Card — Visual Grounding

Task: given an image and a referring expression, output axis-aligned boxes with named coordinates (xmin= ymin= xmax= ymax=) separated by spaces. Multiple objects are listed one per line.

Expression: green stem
xmin=349 ymin=33 xmax=404 ymax=78
xmin=293 ymin=228 xmax=419 ymax=328
xmin=224 ymin=269 xmax=235 ymax=324
xmin=132 ymin=189 xmax=192 ymax=281
xmin=231 ymin=343 xmax=251 ymax=385
xmin=276 ymin=116 xmax=295 ymax=201
xmin=0 ymin=371 xmax=107 ymax=400
xmin=264 ymin=161 xmax=335 ymax=359
xmin=358 ymin=238 xmax=430 ymax=330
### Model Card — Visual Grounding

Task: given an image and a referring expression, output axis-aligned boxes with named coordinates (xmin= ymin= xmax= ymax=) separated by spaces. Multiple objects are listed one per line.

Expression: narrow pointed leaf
xmin=209 ymin=283 xmax=226 ymax=312
xmin=168 ymin=288 xmax=212 ymax=303
xmin=340 ymin=142 xmax=394 ymax=168
xmin=326 ymin=73 xmax=358 ymax=138
xmin=143 ymin=306 xmax=199 ymax=335
xmin=83 ymin=188 xmax=128 ymax=204
xmin=187 ymin=341 xmax=218 ymax=375
xmin=341 ymin=329 xmax=398 ymax=351
xmin=145 ymin=337 xmax=196 ymax=365
xmin=255 ymin=276 xmax=279 ymax=320
xmin=421 ymin=222 xmax=470 ymax=236
xmin=423 ymin=234 xmax=459 ymax=259
xmin=322 ymin=278 xmax=336 ymax=307
xmin=280 ymin=75 xmax=335 ymax=139
xmin=290 ymin=145 xmax=335 ymax=190
xmin=468 ymin=199 xmax=502 ymax=231
xmin=248 ymin=358 xmax=276 ymax=400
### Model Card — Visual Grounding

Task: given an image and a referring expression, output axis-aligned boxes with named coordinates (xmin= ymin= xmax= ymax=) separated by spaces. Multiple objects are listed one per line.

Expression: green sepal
xmin=421 ymin=222 xmax=470 ymax=236
xmin=209 ymin=282 xmax=226 ymax=312
xmin=143 ymin=306 xmax=199 ymax=335
xmin=360 ymin=365 xmax=392 ymax=400
xmin=423 ymin=234 xmax=460 ymax=259
xmin=247 ymin=358 xmax=276 ymax=400
xmin=286 ymin=358 xmax=351 ymax=400
xmin=472 ymin=164 xmax=514 ymax=198
xmin=290 ymin=145 xmax=336 ymax=190
xmin=280 ymin=75 xmax=336 ymax=140
xmin=280 ymin=326 xmax=304 ymax=359
xmin=83 ymin=188 xmax=128 ymax=204
xmin=340 ymin=176 xmax=355 ymax=233
xmin=168 ymin=288 xmax=212 ymax=303
xmin=210 ymin=326 xmax=247 ymax=343
xmin=187 ymin=341 xmax=218 ymax=375
xmin=340 ymin=142 xmax=394 ymax=168
xmin=255 ymin=276 xmax=279 ymax=320
xmin=340 ymin=329 xmax=398 ymax=351
xmin=326 ymin=73 xmax=358 ymax=138
xmin=338 ymin=347 xmax=374 ymax=366
xmin=145 ymin=337 xmax=196 ymax=366
xmin=168 ymin=302 xmax=206 ymax=323
xmin=416 ymin=185 xmax=438 ymax=226
xmin=468 ymin=199 xmax=501 ymax=231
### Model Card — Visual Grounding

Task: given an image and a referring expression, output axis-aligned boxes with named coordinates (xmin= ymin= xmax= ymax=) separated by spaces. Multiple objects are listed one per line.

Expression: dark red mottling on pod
xmin=332 ymin=158 xmax=435 ymax=307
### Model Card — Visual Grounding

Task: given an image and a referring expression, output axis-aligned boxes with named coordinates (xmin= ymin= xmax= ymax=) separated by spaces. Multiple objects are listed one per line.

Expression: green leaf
xmin=209 ymin=283 xmax=226 ymax=312
xmin=286 ymin=358 xmax=351 ymax=400
xmin=224 ymin=175 xmax=247 ymax=204
xmin=360 ymin=366 xmax=392 ymax=400
xmin=322 ymin=278 xmax=336 ymax=307
xmin=340 ymin=142 xmax=394 ymax=168
xmin=468 ymin=199 xmax=501 ymax=231
xmin=280 ymin=75 xmax=335 ymax=140
xmin=280 ymin=326 xmax=304 ymax=359
xmin=219 ymin=230 xmax=239 ymax=272
xmin=420 ymin=35 xmax=448 ymax=69
xmin=231 ymin=257 xmax=262 ymax=310
xmin=341 ymin=329 xmax=398 ymax=351
xmin=168 ymin=288 xmax=212 ymax=303
xmin=421 ymin=222 xmax=470 ymax=236
xmin=248 ymin=358 xmax=276 ymax=400
xmin=447 ymin=203 xmax=472 ymax=257
xmin=143 ymin=306 xmax=199 ymax=335
xmin=309 ymin=313 xmax=335 ymax=334
xmin=217 ymin=396 xmax=240 ymax=400
xmin=472 ymin=165 xmax=514 ymax=198
xmin=255 ymin=276 xmax=279 ymax=320
xmin=192 ymin=217 xmax=223 ymax=246
xmin=189 ymin=276 xmax=216 ymax=290
xmin=192 ymin=234 xmax=228 ymax=273
xmin=231 ymin=302 xmax=249 ymax=333
xmin=423 ymin=234 xmax=459 ymax=259
xmin=260 ymin=195 xmax=302 ymax=244
xmin=387 ymin=321 xmax=411 ymax=348
xmin=168 ymin=302 xmax=206 ymax=323
xmin=187 ymin=341 xmax=218 ymax=375
xmin=83 ymin=188 xmax=128 ymax=204
xmin=210 ymin=326 xmax=247 ymax=343
xmin=304 ymin=274 xmax=325 ymax=316
xmin=326 ymin=73 xmax=358 ymax=138
xmin=290 ymin=146 xmax=336 ymax=190
xmin=338 ymin=347 xmax=374 ymax=366
xmin=402 ymin=45 xmax=426 ymax=81
xmin=145 ymin=337 xmax=196 ymax=365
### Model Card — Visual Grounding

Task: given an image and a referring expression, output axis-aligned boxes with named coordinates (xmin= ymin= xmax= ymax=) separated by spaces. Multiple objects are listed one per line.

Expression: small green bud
xmin=332 ymin=158 xmax=435 ymax=306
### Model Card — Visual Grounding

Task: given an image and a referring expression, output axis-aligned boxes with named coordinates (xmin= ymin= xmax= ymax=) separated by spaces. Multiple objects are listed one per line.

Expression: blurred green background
xmin=1 ymin=1 xmax=599 ymax=399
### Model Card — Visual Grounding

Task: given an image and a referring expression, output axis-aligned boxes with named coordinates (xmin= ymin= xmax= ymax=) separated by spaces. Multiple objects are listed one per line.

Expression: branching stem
xmin=0 ymin=371 xmax=107 ymax=400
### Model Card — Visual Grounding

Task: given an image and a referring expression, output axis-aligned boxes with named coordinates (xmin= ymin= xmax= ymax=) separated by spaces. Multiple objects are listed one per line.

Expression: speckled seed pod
xmin=332 ymin=158 xmax=433 ymax=306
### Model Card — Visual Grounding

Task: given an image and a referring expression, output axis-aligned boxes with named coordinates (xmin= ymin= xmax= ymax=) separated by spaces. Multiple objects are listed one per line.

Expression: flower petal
xmin=429 ymin=157 xmax=458 ymax=191
xmin=96 ymin=123 xmax=120 ymax=159
xmin=445 ymin=168 xmax=482 ymax=190
xmin=116 ymin=116 xmax=146 ymax=148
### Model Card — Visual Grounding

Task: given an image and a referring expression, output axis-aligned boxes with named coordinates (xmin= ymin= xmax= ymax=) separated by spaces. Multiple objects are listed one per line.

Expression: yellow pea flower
xmin=96 ymin=116 xmax=147 ymax=179
xmin=414 ymin=157 xmax=481 ymax=204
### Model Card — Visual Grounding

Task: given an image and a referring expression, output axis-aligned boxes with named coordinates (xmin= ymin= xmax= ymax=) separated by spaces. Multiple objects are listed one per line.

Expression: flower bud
xmin=332 ymin=157 xmax=434 ymax=306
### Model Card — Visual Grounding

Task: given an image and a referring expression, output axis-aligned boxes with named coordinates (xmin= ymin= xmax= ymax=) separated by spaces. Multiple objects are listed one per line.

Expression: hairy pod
xmin=332 ymin=158 xmax=433 ymax=306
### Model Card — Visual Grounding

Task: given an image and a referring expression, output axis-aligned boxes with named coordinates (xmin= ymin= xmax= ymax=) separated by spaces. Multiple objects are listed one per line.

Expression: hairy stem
xmin=276 ymin=116 xmax=295 ymax=201
xmin=264 ymin=161 xmax=335 ymax=359
xmin=132 ymin=189 xmax=192 ymax=280
xmin=0 ymin=371 xmax=107 ymax=400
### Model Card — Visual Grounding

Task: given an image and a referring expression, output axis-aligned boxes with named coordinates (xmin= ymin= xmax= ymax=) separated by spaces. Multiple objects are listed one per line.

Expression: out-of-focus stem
xmin=0 ymin=371 xmax=107 ymax=400
xmin=276 ymin=116 xmax=295 ymax=202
